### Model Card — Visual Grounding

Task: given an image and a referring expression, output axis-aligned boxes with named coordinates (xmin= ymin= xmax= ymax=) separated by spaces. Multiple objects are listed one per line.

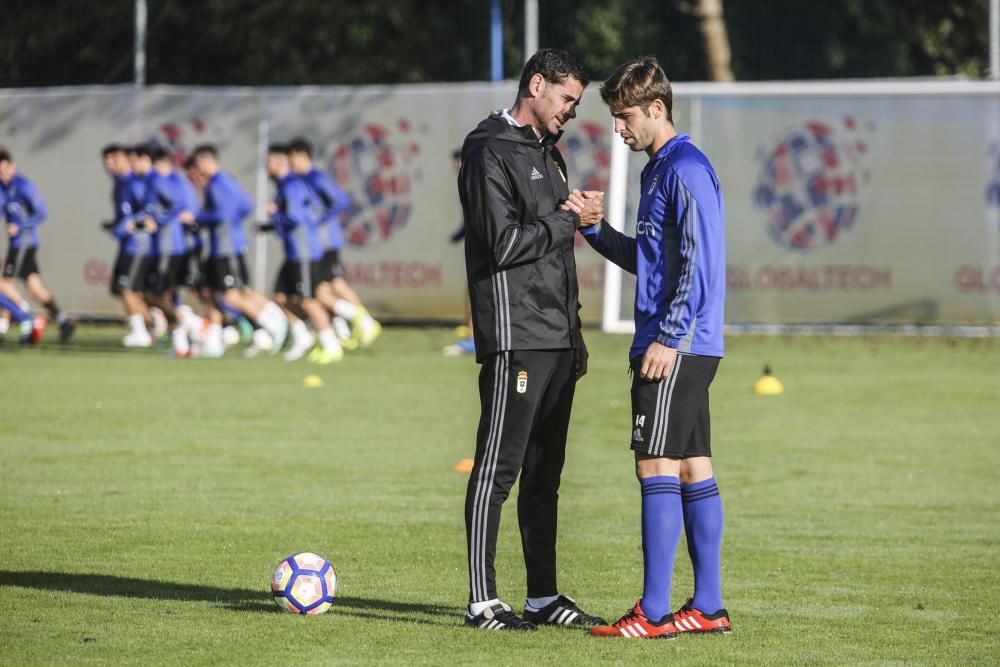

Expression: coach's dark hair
xmin=0 ymin=149 xmax=12 ymax=163
xmin=101 ymin=144 xmax=124 ymax=157
xmin=192 ymin=143 xmax=218 ymax=159
xmin=518 ymin=48 xmax=589 ymax=94
xmin=287 ymin=137 xmax=313 ymax=157
xmin=600 ymin=56 xmax=673 ymax=122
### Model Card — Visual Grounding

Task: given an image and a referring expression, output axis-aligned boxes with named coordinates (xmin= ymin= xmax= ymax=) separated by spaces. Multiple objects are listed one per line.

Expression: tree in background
xmin=695 ymin=0 xmax=734 ymax=82
xmin=0 ymin=0 xmax=991 ymax=87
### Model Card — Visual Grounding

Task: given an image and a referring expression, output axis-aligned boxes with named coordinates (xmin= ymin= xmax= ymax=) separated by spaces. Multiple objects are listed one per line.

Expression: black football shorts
xmin=629 ymin=353 xmax=720 ymax=458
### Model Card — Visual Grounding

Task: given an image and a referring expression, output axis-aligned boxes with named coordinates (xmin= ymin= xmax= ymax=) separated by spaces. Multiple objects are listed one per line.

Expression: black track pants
xmin=465 ymin=348 xmax=577 ymax=603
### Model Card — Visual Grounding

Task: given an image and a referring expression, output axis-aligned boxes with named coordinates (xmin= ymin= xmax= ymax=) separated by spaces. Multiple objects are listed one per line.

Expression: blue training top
xmin=143 ymin=169 xmax=189 ymax=258
xmin=196 ymin=171 xmax=253 ymax=259
xmin=1 ymin=173 xmax=47 ymax=250
xmin=272 ymin=174 xmax=323 ymax=263
xmin=303 ymin=166 xmax=351 ymax=252
xmin=110 ymin=172 xmax=141 ymax=256
xmin=171 ymin=171 xmax=203 ymax=255
xmin=580 ymin=133 xmax=726 ymax=359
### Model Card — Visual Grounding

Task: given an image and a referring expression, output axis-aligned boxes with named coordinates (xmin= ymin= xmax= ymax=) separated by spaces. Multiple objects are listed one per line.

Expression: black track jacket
xmin=459 ymin=111 xmax=582 ymax=362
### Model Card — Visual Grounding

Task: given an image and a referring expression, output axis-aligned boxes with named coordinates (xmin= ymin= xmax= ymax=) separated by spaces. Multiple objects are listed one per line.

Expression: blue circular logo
xmin=754 ymin=118 xmax=871 ymax=251
xmin=327 ymin=120 xmax=423 ymax=247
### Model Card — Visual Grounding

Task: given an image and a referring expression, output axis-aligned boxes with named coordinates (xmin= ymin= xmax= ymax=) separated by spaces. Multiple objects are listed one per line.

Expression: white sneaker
xmin=201 ymin=343 xmax=225 ymax=358
xmin=222 ymin=326 xmax=240 ymax=347
xmin=171 ymin=329 xmax=191 ymax=358
xmin=123 ymin=331 xmax=153 ymax=348
xmin=265 ymin=318 xmax=289 ymax=355
xmin=244 ymin=328 xmax=273 ymax=358
xmin=283 ymin=334 xmax=314 ymax=362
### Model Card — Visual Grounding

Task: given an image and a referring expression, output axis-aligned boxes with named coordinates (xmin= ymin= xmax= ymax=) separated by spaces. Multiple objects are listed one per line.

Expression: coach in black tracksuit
xmin=457 ymin=49 xmax=606 ymax=631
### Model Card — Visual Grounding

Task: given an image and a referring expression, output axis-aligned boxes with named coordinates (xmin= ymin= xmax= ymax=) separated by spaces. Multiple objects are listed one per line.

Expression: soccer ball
xmin=271 ymin=552 xmax=338 ymax=615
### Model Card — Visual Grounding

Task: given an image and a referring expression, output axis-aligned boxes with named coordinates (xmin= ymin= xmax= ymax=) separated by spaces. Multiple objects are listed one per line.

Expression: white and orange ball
xmin=271 ymin=552 xmax=338 ymax=615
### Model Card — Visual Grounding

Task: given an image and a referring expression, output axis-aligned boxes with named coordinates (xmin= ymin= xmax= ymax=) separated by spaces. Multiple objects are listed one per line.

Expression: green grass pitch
xmin=1 ymin=327 xmax=998 ymax=664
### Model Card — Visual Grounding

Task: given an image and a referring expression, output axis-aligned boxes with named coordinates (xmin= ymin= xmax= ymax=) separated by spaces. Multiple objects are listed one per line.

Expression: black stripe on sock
xmin=682 ymin=489 xmax=720 ymax=502
xmin=642 ymin=483 xmax=681 ymax=492
xmin=682 ymin=483 xmax=718 ymax=495
xmin=642 ymin=487 xmax=681 ymax=497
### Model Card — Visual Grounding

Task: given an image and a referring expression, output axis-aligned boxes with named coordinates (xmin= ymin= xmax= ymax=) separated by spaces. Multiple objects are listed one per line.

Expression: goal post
xmin=599 ymin=119 xmax=635 ymax=334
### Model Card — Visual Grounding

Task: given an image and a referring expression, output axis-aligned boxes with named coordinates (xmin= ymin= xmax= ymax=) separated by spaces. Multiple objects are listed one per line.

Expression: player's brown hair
xmin=600 ymin=56 xmax=673 ymax=122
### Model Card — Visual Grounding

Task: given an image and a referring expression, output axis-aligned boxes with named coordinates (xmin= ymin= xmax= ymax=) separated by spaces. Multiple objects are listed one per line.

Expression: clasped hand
xmin=560 ymin=188 xmax=604 ymax=227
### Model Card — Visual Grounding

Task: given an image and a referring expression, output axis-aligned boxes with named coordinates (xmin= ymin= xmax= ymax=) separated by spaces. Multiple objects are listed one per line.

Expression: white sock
xmin=332 ymin=316 xmax=351 ymax=341
xmin=333 ymin=299 xmax=358 ymax=320
xmin=171 ymin=328 xmax=190 ymax=355
xmin=259 ymin=302 xmax=285 ymax=329
xmin=0 ymin=317 xmax=9 ymax=335
xmin=318 ymin=328 xmax=342 ymax=353
xmin=291 ymin=319 xmax=311 ymax=345
xmin=129 ymin=314 xmax=148 ymax=335
xmin=19 ymin=319 xmax=32 ymax=337
xmin=468 ymin=598 xmax=501 ymax=617
xmin=525 ymin=595 xmax=560 ymax=612
xmin=206 ymin=323 xmax=223 ymax=348
xmin=174 ymin=306 xmax=198 ymax=338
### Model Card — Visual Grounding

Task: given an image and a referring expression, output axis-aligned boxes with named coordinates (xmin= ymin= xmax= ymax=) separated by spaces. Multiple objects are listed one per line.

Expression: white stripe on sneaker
xmin=635 ymin=623 xmax=648 ymax=636
xmin=619 ymin=627 xmax=630 ymax=637
xmin=556 ymin=608 xmax=571 ymax=624
xmin=547 ymin=608 xmax=562 ymax=623
xmin=565 ymin=611 xmax=579 ymax=625
xmin=689 ymin=617 xmax=703 ymax=629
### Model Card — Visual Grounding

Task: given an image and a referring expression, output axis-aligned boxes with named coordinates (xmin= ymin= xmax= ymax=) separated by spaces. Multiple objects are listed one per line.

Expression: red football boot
xmin=672 ymin=598 xmax=732 ymax=634
xmin=589 ymin=600 xmax=679 ymax=639
xmin=30 ymin=316 xmax=47 ymax=345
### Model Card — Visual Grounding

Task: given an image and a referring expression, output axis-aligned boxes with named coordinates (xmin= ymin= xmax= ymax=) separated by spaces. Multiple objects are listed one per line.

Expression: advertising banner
xmin=1 ymin=82 xmax=997 ymax=325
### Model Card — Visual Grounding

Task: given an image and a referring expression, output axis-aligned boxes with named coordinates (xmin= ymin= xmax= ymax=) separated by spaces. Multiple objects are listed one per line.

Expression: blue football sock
xmin=0 ymin=294 xmax=30 ymax=323
xmin=215 ymin=294 xmax=243 ymax=321
xmin=682 ymin=477 xmax=724 ymax=614
xmin=639 ymin=475 xmax=683 ymax=622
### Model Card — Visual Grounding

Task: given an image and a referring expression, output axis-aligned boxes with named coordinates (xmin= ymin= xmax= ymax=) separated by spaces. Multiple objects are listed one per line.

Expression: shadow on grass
xmin=0 ymin=571 xmax=461 ymax=625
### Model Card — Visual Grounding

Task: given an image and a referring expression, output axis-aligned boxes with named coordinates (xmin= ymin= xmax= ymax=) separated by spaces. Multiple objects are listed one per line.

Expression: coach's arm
xmin=460 ymin=146 xmax=579 ymax=271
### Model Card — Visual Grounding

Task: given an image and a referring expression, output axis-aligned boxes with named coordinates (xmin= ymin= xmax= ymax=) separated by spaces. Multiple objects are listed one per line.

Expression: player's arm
xmin=315 ymin=172 xmax=352 ymax=219
xmin=194 ymin=181 xmax=224 ymax=227
xmin=579 ymin=219 xmax=637 ymax=274
xmin=110 ymin=207 xmax=135 ymax=239
xmin=110 ymin=185 xmax=137 ymax=237
xmin=271 ymin=183 xmax=305 ymax=232
xmin=461 ymin=146 xmax=578 ymax=270
xmin=19 ymin=180 xmax=48 ymax=229
xmin=234 ymin=182 xmax=254 ymax=227
xmin=656 ymin=169 xmax=718 ymax=349
xmin=150 ymin=180 xmax=185 ymax=226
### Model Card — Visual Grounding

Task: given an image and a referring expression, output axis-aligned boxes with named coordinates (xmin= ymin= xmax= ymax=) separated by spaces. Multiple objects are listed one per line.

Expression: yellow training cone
xmin=452 ymin=458 xmax=474 ymax=473
xmin=753 ymin=365 xmax=784 ymax=396
xmin=303 ymin=374 xmax=324 ymax=388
